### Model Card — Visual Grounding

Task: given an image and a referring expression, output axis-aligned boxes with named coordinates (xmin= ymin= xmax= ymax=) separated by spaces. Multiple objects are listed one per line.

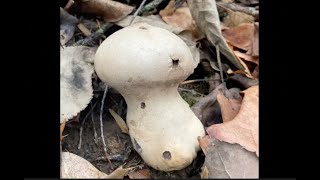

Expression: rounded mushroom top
xmin=94 ymin=23 xmax=195 ymax=91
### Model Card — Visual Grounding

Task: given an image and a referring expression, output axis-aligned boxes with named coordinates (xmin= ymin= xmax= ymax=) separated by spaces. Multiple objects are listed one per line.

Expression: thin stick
xmin=91 ymin=101 xmax=98 ymax=144
xmin=215 ymin=45 xmax=224 ymax=84
xmin=99 ymin=85 xmax=113 ymax=168
xmin=78 ymin=126 xmax=84 ymax=149
xmin=77 ymin=101 xmax=99 ymax=149
xmin=180 ymin=79 xmax=221 ymax=85
xmin=129 ymin=0 xmax=147 ymax=25
xmin=73 ymin=23 xmax=113 ymax=46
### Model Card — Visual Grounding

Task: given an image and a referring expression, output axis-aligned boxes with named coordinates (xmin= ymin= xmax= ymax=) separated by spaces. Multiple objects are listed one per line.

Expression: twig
xmin=180 ymin=78 xmax=221 ymax=85
xmin=130 ymin=0 xmax=147 ymax=25
xmin=217 ymin=1 xmax=259 ymax=19
xmin=139 ymin=0 xmax=164 ymax=15
xmin=215 ymin=45 xmax=224 ymax=85
xmin=78 ymin=126 xmax=84 ymax=149
xmin=73 ymin=23 xmax=113 ymax=46
xmin=91 ymin=102 xmax=98 ymax=145
xmin=64 ymin=0 xmax=75 ymax=11
xmin=77 ymin=101 xmax=99 ymax=149
xmin=99 ymin=85 xmax=113 ymax=168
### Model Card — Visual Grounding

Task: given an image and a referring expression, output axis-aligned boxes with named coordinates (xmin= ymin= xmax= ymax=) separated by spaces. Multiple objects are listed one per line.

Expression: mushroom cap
xmin=94 ymin=23 xmax=195 ymax=91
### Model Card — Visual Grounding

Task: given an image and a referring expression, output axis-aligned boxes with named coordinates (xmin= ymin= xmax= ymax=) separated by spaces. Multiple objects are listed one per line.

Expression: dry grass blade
xmin=77 ymin=23 xmax=92 ymax=36
xmin=109 ymin=108 xmax=129 ymax=134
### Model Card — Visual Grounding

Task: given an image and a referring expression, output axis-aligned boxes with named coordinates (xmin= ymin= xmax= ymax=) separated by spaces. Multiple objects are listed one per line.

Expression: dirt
xmin=62 ymin=91 xmax=205 ymax=178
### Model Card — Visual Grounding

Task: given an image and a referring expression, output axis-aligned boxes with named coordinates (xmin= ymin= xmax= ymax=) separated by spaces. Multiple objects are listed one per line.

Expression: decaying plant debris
xmin=60 ymin=0 xmax=259 ymax=178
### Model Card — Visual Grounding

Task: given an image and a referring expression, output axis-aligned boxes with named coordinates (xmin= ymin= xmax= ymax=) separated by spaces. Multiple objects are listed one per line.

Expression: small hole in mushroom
xmin=162 ymin=151 xmax=171 ymax=160
xmin=139 ymin=26 xmax=147 ymax=30
xmin=172 ymin=59 xmax=179 ymax=66
xmin=141 ymin=102 xmax=146 ymax=109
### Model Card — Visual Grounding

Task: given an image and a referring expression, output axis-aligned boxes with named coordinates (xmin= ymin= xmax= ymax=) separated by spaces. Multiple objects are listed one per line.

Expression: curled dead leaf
xmin=79 ymin=0 xmax=134 ymax=22
xmin=206 ymin=85 xmax=259 ymax=156
xmin=160 ymin=1 xmax=203 ymax=41
xmin=61 ymin=152 xmax=134 ymax=178
xmin=187 ymin=0 xmax=244 ymax=70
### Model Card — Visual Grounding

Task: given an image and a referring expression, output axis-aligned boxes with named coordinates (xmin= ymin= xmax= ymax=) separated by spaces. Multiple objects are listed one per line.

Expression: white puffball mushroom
xmin=94 ymin=23 xmax=205 ymax=171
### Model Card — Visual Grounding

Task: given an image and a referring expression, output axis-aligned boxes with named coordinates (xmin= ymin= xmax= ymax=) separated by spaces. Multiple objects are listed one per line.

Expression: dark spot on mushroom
xmin=128 ymin=77 xmax=133 ymax=82
xmin=139 ymin=26 xmax=147 ymax=30
xmin=133 ymin=138 xmax=142 ymax=153
xmin=163 ymin=151 xmax=171 ymax=160
xmin=141 ymin=102 xmax=146 ymax=109
xmin=61 ymin=35 xmax=65 ymax=40
xmin=172 ymin=59 xmax=179 ymax=66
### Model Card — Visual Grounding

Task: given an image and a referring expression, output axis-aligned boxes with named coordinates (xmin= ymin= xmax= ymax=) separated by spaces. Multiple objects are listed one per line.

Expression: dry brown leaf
xmin=217 ymin=89 xmax=242 ymax=122
xmin=109 ymin=108 xmax=129 ymax=134
xmin=251 ymin=22 xmax=259 ymax=56
xmin=198 ymin=135 xmax=211 ymax=156
xmin=128 ymin=169 xmax=151 ymax=179
xmin=60 ymin=120 xmax=66 ymax=141
xmin=187 ymin=0 xmax=245 ymax=70
xmin=237 ymin=57 xmax=253 ymax=78
xmin=206 ymin=85 xmax=259 ymax=156
xmin=61 ymin=152 xmax=134 ymax=178
xmin=202 ymin=137 xmax=258 ymax=178
xmin=107 ymin=165 xmax=135 ymax=178
xmin=252 ymin=65 xmax=259 ymax=79
xmin=79 ymin=0 xmax=134 ymax=22
xmin=201 ymin=166 xmax=209 ymax=179
xmin=234 ymin=50 xmax=259 ymax=65
xmin=222 ymin=23 xmax=259 ymax=57
xmin=159 ymin=0 xmax=176 ymax=17
xmin=160 ymin=1 xmax=203 ymax=41
xmin=223 ymin=11 xmax=255 ymax=28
